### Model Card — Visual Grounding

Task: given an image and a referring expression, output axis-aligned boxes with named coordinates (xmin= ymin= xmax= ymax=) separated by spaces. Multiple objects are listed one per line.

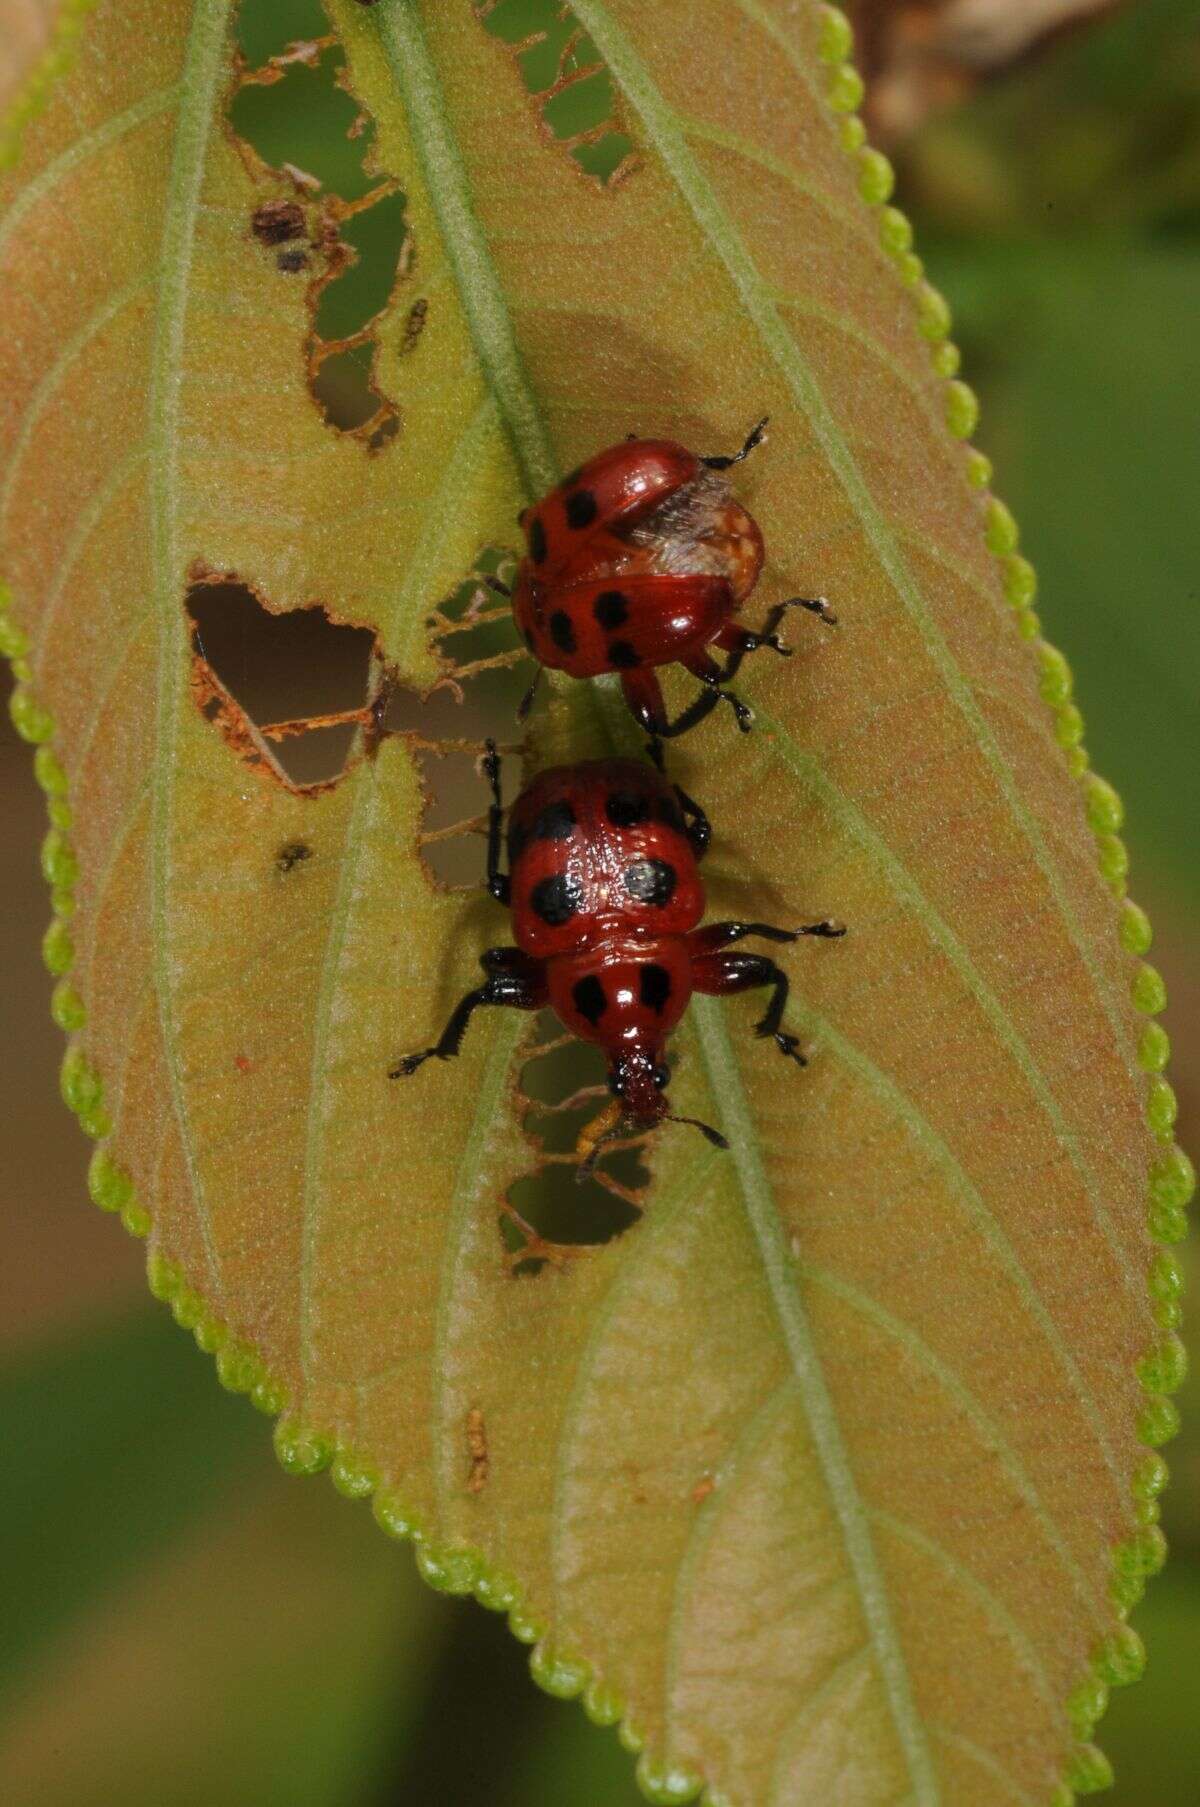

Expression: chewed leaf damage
xmin=476 ymin=0 xmax=638 ymax=187
xmin=228 ymin=22 xmax=411 ymax=448
xmin=184 ymin=547 xmax=653 ymax=1260
xmin=185 ymin=569 xmax=385 ymax=789
xmin=415 ymin=556 xmax=655 ymax=1268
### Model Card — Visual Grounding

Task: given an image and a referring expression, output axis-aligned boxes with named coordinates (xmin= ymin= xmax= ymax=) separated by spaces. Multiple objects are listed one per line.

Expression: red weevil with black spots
xmin=490 ymin=420 xmax=836 ymax=754
xmin=395 ymin=745 xmax=844 ymax=1165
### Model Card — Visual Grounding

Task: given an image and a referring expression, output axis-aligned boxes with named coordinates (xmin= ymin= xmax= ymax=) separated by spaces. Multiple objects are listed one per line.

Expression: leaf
xmin=0 ymin=3 xmax=1183 ymax=1803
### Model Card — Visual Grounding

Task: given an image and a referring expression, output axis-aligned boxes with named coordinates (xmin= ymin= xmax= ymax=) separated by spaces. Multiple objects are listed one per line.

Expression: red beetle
xmin=395 ymin=744 xmax=843 ymax=1162
xmin=492 ymin=419 xmax=835 ymax=748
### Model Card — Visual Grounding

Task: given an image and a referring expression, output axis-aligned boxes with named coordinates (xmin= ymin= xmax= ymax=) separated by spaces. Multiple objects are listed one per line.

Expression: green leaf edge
xmin=0 ymin=2 xmax=1191 ymax=1801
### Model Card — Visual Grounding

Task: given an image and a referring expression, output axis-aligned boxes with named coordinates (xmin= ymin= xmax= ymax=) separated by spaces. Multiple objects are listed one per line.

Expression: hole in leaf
xmin=396 ymin=549 xmax=530 ymax=887
xmin=186 ymin=575 xmax=380 ymax=788
xmin=184 ymin=534 xmax=656 ymax=1257
xmin=476 ymin=0 xmax=639 ymax=188
xmin=235 ymin=0 xmax=329 ymax=66
xmin=229 ymin=5 xmax=411 ymax=447
xmin=501 ymin=1017 xmax=649 ymax=1276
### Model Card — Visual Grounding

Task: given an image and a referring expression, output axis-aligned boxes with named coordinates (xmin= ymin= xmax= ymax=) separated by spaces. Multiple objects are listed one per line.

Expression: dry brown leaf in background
xmin=848 ymin=0 xmax=1126 ymax=139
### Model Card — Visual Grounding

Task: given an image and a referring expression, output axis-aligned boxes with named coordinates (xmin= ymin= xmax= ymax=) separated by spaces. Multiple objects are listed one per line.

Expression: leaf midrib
xmin=692 ymin=994 xmax=941 ymax=1803
xmin=296 ymin=397 xmax=507 ymax=1405
xmin=572 ymin=0 xmax=1139 ymax=1100
xmin=373 ymin=2 xmax=557 ymax=497
xmin=364 ymin=5 xmax=958 ymax=1794
xmin=147 ymin=0 xmax=236 ymax=1298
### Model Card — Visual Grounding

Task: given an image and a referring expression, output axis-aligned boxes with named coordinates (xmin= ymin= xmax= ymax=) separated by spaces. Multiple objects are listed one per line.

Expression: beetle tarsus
xmin=701 ymin=415 xmax=769 ymax=470
xmin=785 ymin=594 xmax=837 ymax=627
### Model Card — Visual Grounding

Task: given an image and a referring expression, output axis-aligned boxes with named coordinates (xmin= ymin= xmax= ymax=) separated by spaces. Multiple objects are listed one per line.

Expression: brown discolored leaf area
xmin=0 ymin=2 xmax=1173 ymax=1803
xmin=845 ymin=0 xmax=1125 ymax=141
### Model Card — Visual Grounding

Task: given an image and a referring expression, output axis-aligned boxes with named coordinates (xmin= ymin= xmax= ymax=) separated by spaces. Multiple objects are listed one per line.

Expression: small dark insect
xmin=394 ymin=745 xmax=845 ymax=1171
xmin=401 ymin=296 xmax=428 ymax=353
xmin=277 ymin=841 xmax=312 ymax=874
xmin=490 ymin=419 xmax=838 ymax=757
xmin=251 ymin=200 xmax=305 ymax=246
xmin=276 ymin=248 xmax=309 ymax=273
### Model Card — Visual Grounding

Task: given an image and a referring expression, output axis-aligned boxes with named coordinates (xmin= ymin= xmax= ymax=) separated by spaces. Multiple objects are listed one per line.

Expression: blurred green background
xmin=1 ymin=1 xmax=1197 ymax=1800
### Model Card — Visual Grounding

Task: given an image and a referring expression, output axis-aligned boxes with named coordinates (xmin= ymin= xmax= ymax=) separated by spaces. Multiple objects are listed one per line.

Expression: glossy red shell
xmin=519 ymin=439 xmax=702 ymax=582
xmin=507 ymin=759 xmax=704 ymax=961
xmin=511 ymin=436 xmax=764 ymax=685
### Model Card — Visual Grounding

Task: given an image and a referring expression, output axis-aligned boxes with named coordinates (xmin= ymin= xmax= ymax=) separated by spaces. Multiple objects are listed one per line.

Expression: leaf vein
xmin=147 ymin=0 xmax=235 ymax=1299
xmin=573 ymin=0 xmax=1139 ymax=1101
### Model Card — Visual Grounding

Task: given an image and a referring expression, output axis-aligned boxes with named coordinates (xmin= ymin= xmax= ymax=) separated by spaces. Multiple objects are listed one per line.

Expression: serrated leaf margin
xmin=0 ymin=2 xmax=1192 ymax=1802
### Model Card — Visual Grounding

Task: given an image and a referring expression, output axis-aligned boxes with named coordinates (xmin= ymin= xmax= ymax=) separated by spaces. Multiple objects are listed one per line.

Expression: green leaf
xmin=936 ymin=237 xmax=1200 ymax=912
xmin=0 ymin=3 xmax=1179 ymax=1801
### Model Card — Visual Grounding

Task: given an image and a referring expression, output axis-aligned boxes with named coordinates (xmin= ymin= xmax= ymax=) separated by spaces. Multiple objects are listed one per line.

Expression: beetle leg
xmin=672 ymin=782 xmax=711 ymax=857
xmin=782 ymin=593 xmax=837 ymax=626
xmin=711 ymin=604 xmax=794 ymax=676
xmin=689 ymin=950 xmax=808 ymax=1066
xmin=480 ymin=945 xmax=534 ymax=973
xmin=689 ymin=919 xmax=845 ymax=957
xmin=710 ymin=597 xmax=835 ymax=684
xmin=700 ymin=415 xmax=769 ymax=470
xmin=392 ymin=954 xmax=546 ymax=1077
xmin=515 ymin=666 xmax=542 ymax=723
xmin=678 ymin=652 xmax=754 ymax=733
xmin=482 ymin=737 xmax=510 ymax=904
xmin=621 ymin=664 xmax=749 ymax=748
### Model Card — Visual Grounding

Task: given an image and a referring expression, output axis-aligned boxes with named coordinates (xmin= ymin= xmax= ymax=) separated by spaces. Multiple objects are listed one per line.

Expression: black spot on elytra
xmin=530 ymin=872 xmax=583 ymax=926
xmin=531 ymin=799 xmax=577 ymax=840
xmin=549 ymin=611 xmax=577 ymax=655
xmin=605 ymin=790 xmax=649 ymax=829
xmin=564 ymin=489 xmax=598 ymax=530
xmin=528 ymin=516 xmax=547 ymax=564
xmin=623 ymin=859 xmax=677 ymax=907
xmin=572 ymin=974 xmax=607 ymax=1025
xmin=593 ymin=589 xmax=629 ymax=630
xmin=277 ymin=841 xmax=312 ymax=873
xmin=607 ymin=639 xmax=639 ymax=669
xmin=639 ymin=964 xmax=672 ymax=1013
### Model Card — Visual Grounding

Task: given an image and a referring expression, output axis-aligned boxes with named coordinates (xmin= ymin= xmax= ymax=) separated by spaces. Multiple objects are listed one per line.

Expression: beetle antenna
xmin=664 ymin=1112 xmax=729 ymax=1150
xmin=701 ymin=416 xmax=768 ymax=471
